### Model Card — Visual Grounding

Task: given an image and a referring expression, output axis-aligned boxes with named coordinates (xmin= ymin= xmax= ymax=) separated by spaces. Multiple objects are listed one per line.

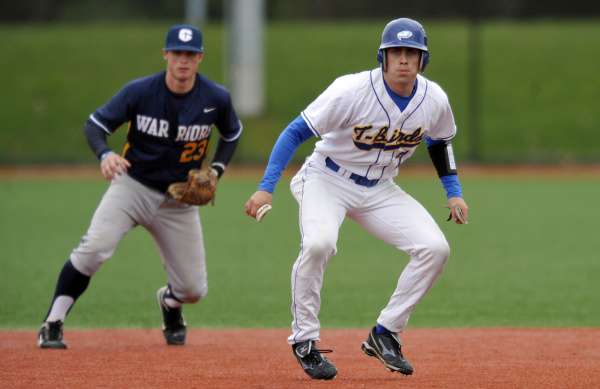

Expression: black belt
xmin=324 ymin=157 xmax=380 ymax=188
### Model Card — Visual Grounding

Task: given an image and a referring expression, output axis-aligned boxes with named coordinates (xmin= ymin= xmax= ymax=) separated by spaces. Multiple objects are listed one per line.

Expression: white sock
xmin=46 ymin=295 xmax=74 ymax=322
xmin=164 ymin=296 xmax=182 ymax=309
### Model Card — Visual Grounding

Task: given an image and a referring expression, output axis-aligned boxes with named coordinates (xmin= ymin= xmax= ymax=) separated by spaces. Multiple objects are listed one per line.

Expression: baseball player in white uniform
xmin=245 ymin=17 xmax=469 ymax=380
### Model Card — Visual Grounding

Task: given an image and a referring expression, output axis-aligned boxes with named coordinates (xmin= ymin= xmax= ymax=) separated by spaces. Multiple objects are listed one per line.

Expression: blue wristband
xmin=440 ymin=174 xmax=463 ymax=199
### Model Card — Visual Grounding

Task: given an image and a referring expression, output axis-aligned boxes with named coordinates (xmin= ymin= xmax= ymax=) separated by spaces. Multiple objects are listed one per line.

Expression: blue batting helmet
xmin=377 ymin=18 xmax=429 ymax=72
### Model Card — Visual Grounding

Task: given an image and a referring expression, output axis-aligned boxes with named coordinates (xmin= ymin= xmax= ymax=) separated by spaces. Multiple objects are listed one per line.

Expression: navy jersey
xmin=89 ymin=71 xmax=242 ymax=192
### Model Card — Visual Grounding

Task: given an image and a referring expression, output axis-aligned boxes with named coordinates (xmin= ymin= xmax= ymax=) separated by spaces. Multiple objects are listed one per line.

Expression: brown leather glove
xmin=167 ymin=168 xmax=218 ymax=206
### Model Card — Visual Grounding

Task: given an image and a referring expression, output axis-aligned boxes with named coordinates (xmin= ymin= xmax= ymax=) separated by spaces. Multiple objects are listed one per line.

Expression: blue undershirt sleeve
xmin=424 ymin=136 xmax=444 ymax=147
xmin=440 ymin=174 xmax=463 ymax=198
xmin=258 ymin=115 xmax=314 ymax=193
xmin=425 ymin=136 xmax=463 ymax=199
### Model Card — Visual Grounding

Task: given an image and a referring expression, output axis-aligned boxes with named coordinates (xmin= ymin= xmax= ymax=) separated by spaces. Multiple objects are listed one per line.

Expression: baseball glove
xmin=167 ymin=168 xmax=217 ymax=206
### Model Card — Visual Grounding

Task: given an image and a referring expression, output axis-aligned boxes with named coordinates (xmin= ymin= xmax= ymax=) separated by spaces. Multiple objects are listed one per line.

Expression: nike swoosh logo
xmin=377 ymin=339 xmax=397 ymax=357
xmin=203 ymin=107 xmax=216 ymax=113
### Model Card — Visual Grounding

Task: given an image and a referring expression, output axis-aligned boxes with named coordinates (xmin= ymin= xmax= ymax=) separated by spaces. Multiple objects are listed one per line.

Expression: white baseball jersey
xmin=300 ymin=68 xmax=456 ymax=180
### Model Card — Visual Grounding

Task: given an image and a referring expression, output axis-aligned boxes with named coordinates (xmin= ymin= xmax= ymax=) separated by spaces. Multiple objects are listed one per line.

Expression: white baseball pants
xmin=288 ymin=157 xmax=449 ymax=344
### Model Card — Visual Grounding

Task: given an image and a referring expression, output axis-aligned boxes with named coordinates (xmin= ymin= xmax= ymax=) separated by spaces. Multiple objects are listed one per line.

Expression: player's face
xmin=384 ymin=47 xmax=421 ymax=88
xmin=164 ymin=50 xmax=204 ymax=82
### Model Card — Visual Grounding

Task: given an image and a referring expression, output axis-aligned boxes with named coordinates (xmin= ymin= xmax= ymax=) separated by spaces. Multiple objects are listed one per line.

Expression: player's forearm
xmin=258 ymin=115 xmax=314 ymax=193
xmin=211 ymin=137 xmax=239 ymax=177
xmin=426 ymin=136 xmax=463 ymax=198
xmin=83 ymin=119 xmax=111 ymax=160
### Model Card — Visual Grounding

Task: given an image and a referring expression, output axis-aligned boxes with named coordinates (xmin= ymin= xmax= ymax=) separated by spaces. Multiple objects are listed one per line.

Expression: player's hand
xmin=447 ymin=197 xmax=469 ymax=224
xmin=245 ymin=191 xmax=273 ymax=220
xmin=100 ymin=152 xmax=131 ymax=181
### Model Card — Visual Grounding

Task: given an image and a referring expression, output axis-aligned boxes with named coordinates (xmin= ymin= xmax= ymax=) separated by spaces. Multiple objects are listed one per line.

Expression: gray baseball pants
xmin=70 ymin=173 xmax=207 ymax=303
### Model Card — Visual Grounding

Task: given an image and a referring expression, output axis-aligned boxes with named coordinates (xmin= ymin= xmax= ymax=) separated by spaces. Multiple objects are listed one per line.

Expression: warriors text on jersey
xmin=90 ymin=71 xmax=242 ymax=192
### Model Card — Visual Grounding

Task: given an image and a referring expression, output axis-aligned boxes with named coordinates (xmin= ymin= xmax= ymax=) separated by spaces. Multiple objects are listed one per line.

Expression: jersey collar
xmin=371 ymin=68 xmax=427 ymax=124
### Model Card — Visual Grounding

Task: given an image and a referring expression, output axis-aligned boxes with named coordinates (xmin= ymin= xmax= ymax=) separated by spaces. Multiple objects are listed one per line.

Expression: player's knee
xmin=180 ymin=283 xmax=208 ymax=303
xmin=427 ymin=237 xmax=450 ymax=266
xmin=70 ymin=233 xmax=121 ymax=275
xmin=70 ymin=253 xmax=110 ymax=276
xmin=303 ymin=231 xmax=337 ymax=258
xmin=70 ymin=249 xmax=113 ymax=276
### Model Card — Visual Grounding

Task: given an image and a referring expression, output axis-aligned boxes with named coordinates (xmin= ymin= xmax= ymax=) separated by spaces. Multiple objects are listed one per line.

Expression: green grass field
xmin=1 ymin=173 xmax=599 ymax=330
xmin=1 ymin=20 xmax=599 ymax=164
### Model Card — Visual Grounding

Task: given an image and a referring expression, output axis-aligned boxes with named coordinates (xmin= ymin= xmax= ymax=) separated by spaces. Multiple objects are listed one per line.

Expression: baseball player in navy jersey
xmin=245 ymin=18 xmax=469 ymax=379
xmin=38 ymin=24 xmax=242 ymax=349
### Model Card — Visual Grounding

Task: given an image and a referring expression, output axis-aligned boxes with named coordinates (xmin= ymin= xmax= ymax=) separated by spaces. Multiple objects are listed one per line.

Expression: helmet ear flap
xmin=420 ymin=35 xmax=429 ymax=71
xmin=420 ymin=51 xmax=430 ymax=72
xmin=377 ymin=49 xmax=386 ymax=71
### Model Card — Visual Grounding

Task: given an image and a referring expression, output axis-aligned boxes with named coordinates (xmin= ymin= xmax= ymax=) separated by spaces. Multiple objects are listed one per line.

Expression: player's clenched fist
xmin=100 ymin=151 xmax=131 ymax=180
xmin=245 ymin=190 xmax=273 ymax=221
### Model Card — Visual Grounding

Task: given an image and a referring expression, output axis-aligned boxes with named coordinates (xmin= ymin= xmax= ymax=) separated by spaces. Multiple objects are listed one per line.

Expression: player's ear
xmin=197 ymin=52 xmax=204 ymax=63
xmin=162 ymin=49 xmax=168 ymax=61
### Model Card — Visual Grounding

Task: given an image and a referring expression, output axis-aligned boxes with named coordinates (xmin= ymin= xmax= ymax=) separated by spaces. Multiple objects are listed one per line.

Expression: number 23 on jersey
xmin=180 ymin=140 xmax=208 ymax=163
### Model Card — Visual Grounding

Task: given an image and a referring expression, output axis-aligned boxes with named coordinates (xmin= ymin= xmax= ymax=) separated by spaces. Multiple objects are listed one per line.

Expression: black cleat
xmin=361 ymin=326 xmax=414 ymax=375
xmin=38 ymin=321 xmax=67 ymax=349
xmin=292 ymin=340 xmax=337 ymax=380
xmin=157 ymin=286 xmax=187 ymax=345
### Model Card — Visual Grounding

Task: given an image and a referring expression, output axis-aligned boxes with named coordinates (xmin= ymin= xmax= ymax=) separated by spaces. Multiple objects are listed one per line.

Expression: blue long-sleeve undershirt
xmin=258 ymin=115 xmax=314 ymax=193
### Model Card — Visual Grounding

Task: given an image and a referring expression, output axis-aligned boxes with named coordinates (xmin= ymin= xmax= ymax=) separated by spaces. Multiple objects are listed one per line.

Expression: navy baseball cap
xmin=164 ymin=24 xmax=204 ymax=53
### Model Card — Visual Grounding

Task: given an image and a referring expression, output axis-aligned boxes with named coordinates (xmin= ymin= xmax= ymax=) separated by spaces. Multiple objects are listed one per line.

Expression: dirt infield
xmin=2 ymin=328 xmax=599 ymax=388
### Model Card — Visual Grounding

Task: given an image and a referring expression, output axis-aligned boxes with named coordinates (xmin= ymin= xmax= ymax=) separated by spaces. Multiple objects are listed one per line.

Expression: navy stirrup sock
xmin=43 ymin=260 xmax=91 ymax=321
xmin=375 ymin=324 xmax=392 ymax=335
xmin=54 ymin=260 xmax=90 ymax=299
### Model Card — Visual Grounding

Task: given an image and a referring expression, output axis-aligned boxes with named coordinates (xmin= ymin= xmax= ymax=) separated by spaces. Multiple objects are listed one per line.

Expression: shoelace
xmin=303 ymin=348 xmax=333 ymax=364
